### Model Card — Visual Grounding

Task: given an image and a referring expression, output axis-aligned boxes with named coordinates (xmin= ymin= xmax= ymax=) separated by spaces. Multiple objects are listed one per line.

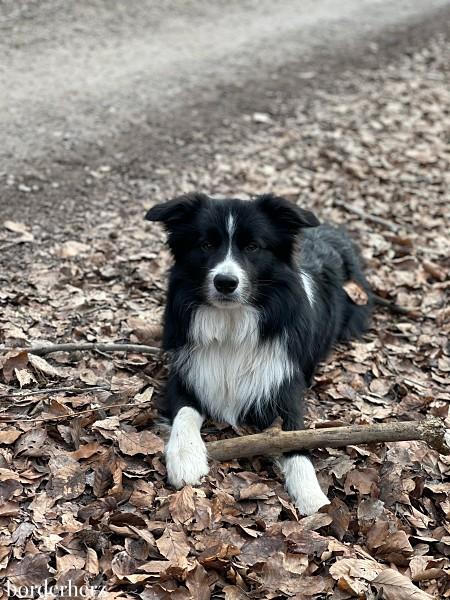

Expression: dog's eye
xmin=201 ymin=241 xmax=214 ymax=251
xmin=245 ymin=242 xmax=259 ymax=253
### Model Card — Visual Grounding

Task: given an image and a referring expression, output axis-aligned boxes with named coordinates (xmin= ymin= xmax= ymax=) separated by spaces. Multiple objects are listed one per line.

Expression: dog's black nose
xmin=214 ymin=274 xmax=239 ymax=294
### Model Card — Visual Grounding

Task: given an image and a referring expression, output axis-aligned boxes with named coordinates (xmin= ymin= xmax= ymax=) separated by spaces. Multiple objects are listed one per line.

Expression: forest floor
xmin=0 ymin=29 xmax=450 ymax=600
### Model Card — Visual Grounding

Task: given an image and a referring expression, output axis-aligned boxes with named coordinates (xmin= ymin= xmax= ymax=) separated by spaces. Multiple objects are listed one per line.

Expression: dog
xmin=145 ymin=192 xmax=372 ymax=515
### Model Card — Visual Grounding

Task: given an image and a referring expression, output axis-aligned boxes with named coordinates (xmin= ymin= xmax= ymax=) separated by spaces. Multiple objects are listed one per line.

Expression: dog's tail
xmin=373 ymin=295 xmax=420 ymax=318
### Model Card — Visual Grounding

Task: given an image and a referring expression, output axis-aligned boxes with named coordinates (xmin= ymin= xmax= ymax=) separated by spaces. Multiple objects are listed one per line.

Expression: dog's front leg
xmin=277 ymin=391 xmax=330 ymax=516
xmin=278 ymin=453 xmax=330 ymax=516
xmin=165 ymin=379 xmax=209 ymax=488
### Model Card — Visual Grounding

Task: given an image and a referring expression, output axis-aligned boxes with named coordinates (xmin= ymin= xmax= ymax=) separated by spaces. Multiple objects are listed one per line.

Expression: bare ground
xmin=1 ymin=1 xmax=450 ymax=233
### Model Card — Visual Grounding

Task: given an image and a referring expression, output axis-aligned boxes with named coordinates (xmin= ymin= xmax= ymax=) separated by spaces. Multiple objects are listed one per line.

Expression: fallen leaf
xmin=169 ymin=486 xmax=196 ymax=524
xmin=328 ymin=497 xmax=351 ymax=540
xmin=372 ymin=568 xmax=434 ymax=600
xmin=0 ymin=428 xmax=22 ymax=445
xmin=15 ymin=367 xmax=36 ymax=387
xmin=329 ymin=558 xmax=385 ymax=582
xmin=85 ymin=547 xmax=99 ymax=575
xmin=1 ymin=350 xmax=28 ymax=383
xmin=4 ymin=220 xmax=30 ymax=234
xmin=48 ymin=454 xmax=85 ymax=499
xmin=186 ymin=563 xmax=211 ymax=600
xmin=343 ymin=280 xmax=369 ymax=305
xmin=28 ymin=353 xmax=64 ymax=378
xmin=239 ymin=482 xmax=273 ymax=500
xmin=116 ymin=430 xmax=164 ymax=456
xmin=15 ymin=428 xmax=47 ymax=457
xmin=3 ymin=553 xmax=51 ymax=586
xmin=3 ymin=220 xmax=34 ymax=241
xmin=156 ymin=526 xmax=190 ymax=564
xmin=376 ymin=530 xmax=413 ymax=565
xmin=198 ymin=543 xmax=240 ymax=570
xmin=111 ymin=550 xmax=138 ymax=578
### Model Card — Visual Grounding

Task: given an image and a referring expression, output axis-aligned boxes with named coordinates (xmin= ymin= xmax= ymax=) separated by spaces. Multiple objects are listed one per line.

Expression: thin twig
xmin=0 ymin=385 xmax=109 ymax=398
xmin=24 ymin=343 xmax=161 ymax=356
xmin=0 ymin=398 xmax=154 ymax=423
xmin=334 ymin=199 xmax=401 ymax=233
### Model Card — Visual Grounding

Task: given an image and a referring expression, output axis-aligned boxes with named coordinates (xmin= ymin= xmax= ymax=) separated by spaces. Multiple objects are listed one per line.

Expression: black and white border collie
xmin=146 ymin=192 xmax=372 ymax=515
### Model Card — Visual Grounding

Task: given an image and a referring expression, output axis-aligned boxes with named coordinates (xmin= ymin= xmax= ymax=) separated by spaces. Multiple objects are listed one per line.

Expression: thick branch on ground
xmin=26 ymin=343 xmax=161 ymax=356
xmin=206 ymin=418 xmax=450 ymax=461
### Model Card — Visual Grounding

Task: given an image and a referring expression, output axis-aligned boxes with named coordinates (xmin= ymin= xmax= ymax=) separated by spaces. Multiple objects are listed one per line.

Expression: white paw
xmin=165 ymin=406 xmax=209 ymax=489
xmin=292 ymin=486 xmax=330 ymax=516
xmin=279 ymin=454 xmax=330 ymax=516
xmin=166 ymin=441 xmax=209 ymax=488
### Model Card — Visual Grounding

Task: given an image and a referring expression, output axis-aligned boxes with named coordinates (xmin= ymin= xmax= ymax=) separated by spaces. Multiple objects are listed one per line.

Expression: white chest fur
xmin=174 ymin=305 xmax=294 ymax=426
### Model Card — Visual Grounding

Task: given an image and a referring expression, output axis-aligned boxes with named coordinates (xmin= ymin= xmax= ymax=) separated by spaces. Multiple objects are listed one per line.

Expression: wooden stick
xmin=205 ymin=418 xmax=450 ymax=460
xmin=24 ymin=343 xmax=161 ymax=356
xmin=334 ymin=199 xmax=401 ymax=233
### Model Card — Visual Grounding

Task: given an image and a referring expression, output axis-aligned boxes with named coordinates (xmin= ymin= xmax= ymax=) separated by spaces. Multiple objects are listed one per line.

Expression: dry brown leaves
xmin=0 ymin=37 xmax=450 ymax=600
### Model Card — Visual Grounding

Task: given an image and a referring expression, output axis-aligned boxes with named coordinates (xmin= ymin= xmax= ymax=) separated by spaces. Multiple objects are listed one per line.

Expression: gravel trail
xmin=1 ymin=0 xmax=450 ymax=229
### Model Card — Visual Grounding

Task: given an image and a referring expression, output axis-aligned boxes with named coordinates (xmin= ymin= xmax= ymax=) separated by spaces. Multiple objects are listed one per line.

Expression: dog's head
xmin=145 ymin=193 xmax=319 ymax=308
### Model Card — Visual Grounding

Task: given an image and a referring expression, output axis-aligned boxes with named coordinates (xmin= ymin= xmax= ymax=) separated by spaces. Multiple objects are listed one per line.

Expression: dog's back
xmin=300 ymin=224 xmax=372 ymax=343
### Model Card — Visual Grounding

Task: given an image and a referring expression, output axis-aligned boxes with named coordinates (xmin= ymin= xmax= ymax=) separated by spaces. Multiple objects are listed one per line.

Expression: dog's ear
xmin=256 ymin=194 xmax=320 ymax=233
xmin=145 ymin=192 xmax=207 ymax=226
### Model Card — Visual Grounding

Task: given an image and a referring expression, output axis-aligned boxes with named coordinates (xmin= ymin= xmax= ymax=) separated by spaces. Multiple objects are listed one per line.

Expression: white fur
xmin=300 ymin=270 xmax=315 ymax=307
xmin=206 ymin=212 xmax=249 ymax=305
xmin=227 ymin=212 xmax=235 ymax=238
xmin=165 ymin=406 xmax=209 ymax=488
xmin=278 ymin=454 xmax=330 ymax=515
xmin=175 ymin=305 xmax=293 ymax=426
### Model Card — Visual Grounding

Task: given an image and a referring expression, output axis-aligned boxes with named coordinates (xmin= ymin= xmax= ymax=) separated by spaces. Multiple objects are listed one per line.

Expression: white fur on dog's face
xmin=205 ymin=213 xmax=250 ymax=308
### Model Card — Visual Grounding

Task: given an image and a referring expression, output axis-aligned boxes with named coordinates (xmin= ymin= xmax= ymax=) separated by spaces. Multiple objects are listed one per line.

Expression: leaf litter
xmin=0 ymin=36 xmax=450 ymax=599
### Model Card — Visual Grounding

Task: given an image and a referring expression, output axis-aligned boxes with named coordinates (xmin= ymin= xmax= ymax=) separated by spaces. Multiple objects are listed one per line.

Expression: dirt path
xmin=1 ymin=0 xmax=450 ymax=231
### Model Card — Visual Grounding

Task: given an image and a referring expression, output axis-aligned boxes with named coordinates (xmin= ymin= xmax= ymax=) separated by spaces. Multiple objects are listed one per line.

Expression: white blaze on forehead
xmin=218 ymin=211 xmax=239 ymax=275
xmin=207 ymin=211 xmax=248 ymax=302
xmin=227 ymin=212 xmax=235 ymax=240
